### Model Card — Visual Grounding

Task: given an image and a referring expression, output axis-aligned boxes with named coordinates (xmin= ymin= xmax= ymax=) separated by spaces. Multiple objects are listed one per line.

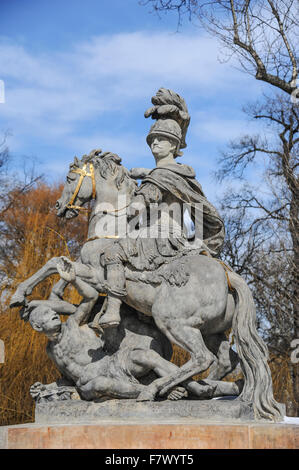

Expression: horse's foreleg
xmin=10 ymin=257 xmax=64 ymax=307
xmin=10 ymin=257 xmax=101 ymax=308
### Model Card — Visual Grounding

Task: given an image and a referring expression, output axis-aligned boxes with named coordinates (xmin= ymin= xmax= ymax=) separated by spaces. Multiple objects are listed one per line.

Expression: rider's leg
xmin=97 ymin=242 xmax=127 ymax=328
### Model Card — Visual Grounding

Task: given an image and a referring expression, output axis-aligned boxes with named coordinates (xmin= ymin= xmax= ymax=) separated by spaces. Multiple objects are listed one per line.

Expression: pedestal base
xmin=1 ymin=421 xmax=298 ymax=449
xmin=1 ymin=398 xmax=296 ymax=449
xmin=35 ymin=397 xmax=255 ymax=424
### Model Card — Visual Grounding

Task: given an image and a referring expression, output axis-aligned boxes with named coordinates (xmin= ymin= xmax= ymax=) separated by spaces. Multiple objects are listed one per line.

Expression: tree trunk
xmin=290 ymin=195 xmax=299 ymax=416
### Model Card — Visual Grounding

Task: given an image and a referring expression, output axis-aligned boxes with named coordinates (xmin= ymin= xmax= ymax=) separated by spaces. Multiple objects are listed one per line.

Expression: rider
xmin=98 ymin=95 xmax=225 ymax=329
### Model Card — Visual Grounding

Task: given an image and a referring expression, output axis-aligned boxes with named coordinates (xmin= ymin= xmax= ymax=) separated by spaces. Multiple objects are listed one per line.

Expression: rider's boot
xmin=98 ymin=262 xmax=127 ymax=329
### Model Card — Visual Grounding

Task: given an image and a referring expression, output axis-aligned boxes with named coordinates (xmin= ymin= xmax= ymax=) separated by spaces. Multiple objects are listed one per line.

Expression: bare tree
xmin=140 ymin=0 xmax=299 ymax=413
xmin=216 ymin=93 xmax=298 ymax=413
xmin=141 ymin=0 xmax=298 ymax=94
xmin=221 ymin=199 xmax=297 ymax=414
xmin=0 ymin=133 xmax=41 ymax=218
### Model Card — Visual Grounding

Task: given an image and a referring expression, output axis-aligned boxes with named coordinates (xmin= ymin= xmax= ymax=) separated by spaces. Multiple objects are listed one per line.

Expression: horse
xmin=10 ymin=149 xmax=283 ymax=420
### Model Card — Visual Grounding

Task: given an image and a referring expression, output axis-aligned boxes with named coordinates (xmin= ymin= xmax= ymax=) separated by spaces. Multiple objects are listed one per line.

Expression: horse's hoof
xmin=10 ymin=294 xmax=26 ymax=308
xmin=136 ymin=390 xmax=156 ymax=402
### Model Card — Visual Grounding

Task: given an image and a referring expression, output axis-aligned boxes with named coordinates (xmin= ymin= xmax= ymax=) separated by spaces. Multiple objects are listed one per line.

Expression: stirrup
xmin=88 ymin=322 xmax=104 ymax=334
xmin=98 ymin=311 xmax=121 ymax=329
xmin=99 ymin=321 xmax=120 ymax=329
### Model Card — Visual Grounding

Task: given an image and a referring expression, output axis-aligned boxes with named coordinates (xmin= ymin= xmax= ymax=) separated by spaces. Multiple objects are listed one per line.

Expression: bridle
xmin=65 ymin=161 xmax=130 ymax=215
xmin=66 ymin=163 xmax=96 ymax=212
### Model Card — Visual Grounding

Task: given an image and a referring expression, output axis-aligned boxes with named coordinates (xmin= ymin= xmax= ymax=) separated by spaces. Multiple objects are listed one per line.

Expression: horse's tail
xmin=227 ymin=269 xmax=284 ymax=421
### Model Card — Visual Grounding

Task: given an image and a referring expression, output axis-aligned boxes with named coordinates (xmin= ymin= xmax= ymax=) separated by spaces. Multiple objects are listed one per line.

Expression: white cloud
xmin=0 ymin=31 xmax=265 ymax=195
xmin=0 ymin=32 xmax=257 ymax=131
xmin=191 ymin=113 xmax=262 ymax=143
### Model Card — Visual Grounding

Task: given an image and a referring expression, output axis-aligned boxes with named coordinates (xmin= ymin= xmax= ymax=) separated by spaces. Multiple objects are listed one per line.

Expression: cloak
xmin=136 ymin=163 xmax=225 ymax=257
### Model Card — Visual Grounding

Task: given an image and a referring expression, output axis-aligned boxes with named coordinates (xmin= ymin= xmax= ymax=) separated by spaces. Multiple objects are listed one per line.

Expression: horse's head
xmin=56 ymin=149 xmax=136 ymax=219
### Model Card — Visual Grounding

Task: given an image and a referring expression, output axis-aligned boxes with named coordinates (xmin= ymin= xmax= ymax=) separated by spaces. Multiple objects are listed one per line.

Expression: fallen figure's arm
xmin=20 ymin=298 xmax=77 ymax=321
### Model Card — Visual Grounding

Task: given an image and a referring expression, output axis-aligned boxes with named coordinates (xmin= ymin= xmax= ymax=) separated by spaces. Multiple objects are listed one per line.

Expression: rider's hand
xmin=129 ymin=168 xmax=151 ymax=180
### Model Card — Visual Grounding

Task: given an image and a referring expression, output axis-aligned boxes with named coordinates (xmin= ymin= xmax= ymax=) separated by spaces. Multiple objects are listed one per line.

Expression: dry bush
xmin=0 ymin=310 xmax=59 ymax=425
xmin=269 ymin=354 xmax=297 ymax=416
xmin=0 ymin=183 xmax=87 ymax=425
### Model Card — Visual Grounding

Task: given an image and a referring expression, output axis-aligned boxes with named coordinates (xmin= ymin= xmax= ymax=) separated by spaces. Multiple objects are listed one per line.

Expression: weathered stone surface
xmin=34 ymin=398 xmax=255 ymax=424
xmin=0 ymin=426 xmax=7 ymax=449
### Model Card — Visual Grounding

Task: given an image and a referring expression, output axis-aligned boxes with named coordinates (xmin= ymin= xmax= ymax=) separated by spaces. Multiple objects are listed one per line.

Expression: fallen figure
xmin=26 ymin=258 xmax=240 ymax=403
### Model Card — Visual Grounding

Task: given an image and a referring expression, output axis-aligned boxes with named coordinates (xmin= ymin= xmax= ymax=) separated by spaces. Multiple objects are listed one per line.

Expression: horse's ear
xmin=110 ymin=153 xmax=122 ymax=164
xmin=89 ymin=149 xmax=102 ymax=158
xmin=74 ymin=156 xmax=80 ymax=166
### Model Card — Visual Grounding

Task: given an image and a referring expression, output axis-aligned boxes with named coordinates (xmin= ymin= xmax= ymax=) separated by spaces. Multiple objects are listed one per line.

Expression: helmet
xmin=146 ymin=119 xmax=182 ymax=148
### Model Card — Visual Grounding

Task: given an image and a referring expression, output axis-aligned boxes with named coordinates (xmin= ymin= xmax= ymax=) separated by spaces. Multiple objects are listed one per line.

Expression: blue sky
xmin=0 ymin=0 xmax=269 ymax=201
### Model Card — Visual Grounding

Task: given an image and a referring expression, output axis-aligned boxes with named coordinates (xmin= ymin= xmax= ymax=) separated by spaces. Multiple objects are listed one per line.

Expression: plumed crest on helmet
xmin=144 ymin=87 xmax=190 ymax=149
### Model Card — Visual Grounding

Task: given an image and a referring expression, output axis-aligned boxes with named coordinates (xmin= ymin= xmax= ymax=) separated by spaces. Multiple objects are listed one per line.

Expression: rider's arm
xmin=129 ymin=168 xmax=151 ymax=180
xmin=127 ymin=181 xmax=163 ymax=220
xmin=135 ymin=181 xmax=163 ymax=205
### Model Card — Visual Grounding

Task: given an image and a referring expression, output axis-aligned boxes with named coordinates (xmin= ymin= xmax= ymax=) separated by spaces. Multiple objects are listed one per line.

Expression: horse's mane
xmin=70 ymin=149 xmax=137 ymax=192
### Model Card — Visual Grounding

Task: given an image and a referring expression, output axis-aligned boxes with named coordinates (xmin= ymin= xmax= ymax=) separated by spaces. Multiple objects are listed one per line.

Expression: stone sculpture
xmin=10 ymin=88 xmax=284 ymax=422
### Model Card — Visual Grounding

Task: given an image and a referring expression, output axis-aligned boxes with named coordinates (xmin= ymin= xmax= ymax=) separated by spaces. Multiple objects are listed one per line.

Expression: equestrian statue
xmin=10 ymin=88 xmax=284 ymax=421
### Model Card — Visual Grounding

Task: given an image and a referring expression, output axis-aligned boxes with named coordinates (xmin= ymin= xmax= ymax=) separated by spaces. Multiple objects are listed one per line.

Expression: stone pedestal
xmin=1 ymin=421 xmax=298 ymax=449
xmin=0 ymin=398 xmax=298 ymax=449
xmin=34 ymin=397 xmax=255 ymax=424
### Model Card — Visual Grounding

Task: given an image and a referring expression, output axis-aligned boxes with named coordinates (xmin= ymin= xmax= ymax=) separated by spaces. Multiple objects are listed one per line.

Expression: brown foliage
xmin=0 ymin=310 xmax=59 ymax=425
xmin=0 ymin=183 xmax=87 ymax=425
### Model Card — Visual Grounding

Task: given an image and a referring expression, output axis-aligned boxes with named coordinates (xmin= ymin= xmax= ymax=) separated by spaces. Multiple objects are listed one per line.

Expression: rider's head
xmin=29 ymin=306 xmax=62 ymax=338
xmin=146 ymin=119 xmax=183 ymax=159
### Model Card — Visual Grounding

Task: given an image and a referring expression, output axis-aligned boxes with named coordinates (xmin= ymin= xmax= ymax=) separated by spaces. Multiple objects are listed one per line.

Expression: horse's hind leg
xmin=200 ymin=333 xmax=243 ymax=397
xmin=146 ymin=305 xmax=217 ymax=399
xmin=204 ymin=333 xmax=239 ymax=381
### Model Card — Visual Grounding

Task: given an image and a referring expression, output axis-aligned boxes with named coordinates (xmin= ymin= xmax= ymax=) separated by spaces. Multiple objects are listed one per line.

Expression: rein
xmin=66 ymin=163 xmax=96 ymax=212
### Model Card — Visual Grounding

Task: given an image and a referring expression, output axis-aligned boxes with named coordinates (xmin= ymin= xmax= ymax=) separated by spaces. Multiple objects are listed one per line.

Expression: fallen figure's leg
xmin=129 ymin=349 xmax=240 ymax=401
xmin=75 ymin=347 xmax=216 ymax=402
xmin=78 ymin=375 xmax=146 ymax=401
xmin=129 ymin=349 xmax=217 ymax=401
